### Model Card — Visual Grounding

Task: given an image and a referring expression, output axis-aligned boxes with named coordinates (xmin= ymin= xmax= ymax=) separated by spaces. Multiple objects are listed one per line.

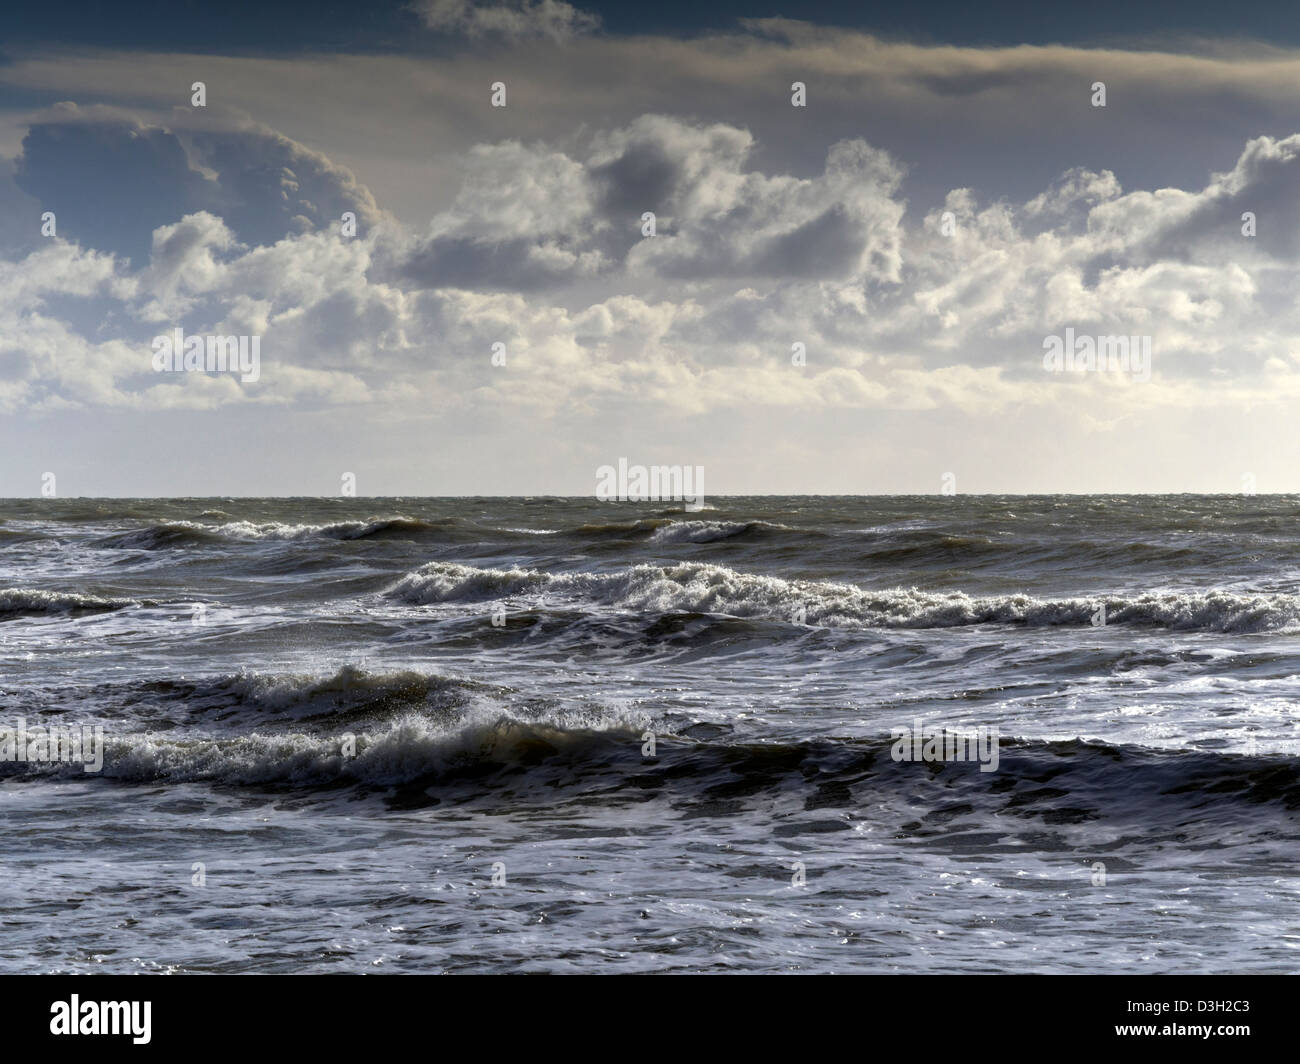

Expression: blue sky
xmin=2 ymin=1 xmax=1299 ymax=495
xmin=4 ymin=0 xmax=1300 ymax=49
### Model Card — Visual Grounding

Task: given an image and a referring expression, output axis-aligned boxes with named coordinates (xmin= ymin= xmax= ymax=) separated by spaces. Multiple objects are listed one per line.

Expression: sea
xmin=1 ymin=495 xmax=1297 ymax=973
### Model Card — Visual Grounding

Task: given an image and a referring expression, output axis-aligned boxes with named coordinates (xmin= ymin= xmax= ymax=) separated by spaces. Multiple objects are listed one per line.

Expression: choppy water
xmin=1 ymin=495 xmax=1298 ymax=973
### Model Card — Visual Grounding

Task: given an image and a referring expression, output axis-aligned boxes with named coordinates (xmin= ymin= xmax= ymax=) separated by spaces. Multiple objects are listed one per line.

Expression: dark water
xmin=1 ymin=495 xmax=1297 ymax=972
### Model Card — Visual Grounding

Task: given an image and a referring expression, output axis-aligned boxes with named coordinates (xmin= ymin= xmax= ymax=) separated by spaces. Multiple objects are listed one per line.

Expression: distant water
xmin=1 ymin=495 xmax=1297 ymax=973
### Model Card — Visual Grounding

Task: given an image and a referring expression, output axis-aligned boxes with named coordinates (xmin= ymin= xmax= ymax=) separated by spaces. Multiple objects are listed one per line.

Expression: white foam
xmin=384 ymin=561 xmax=1300 ymax=632
xmin=0 ymin=587 xmax=139 ymax=615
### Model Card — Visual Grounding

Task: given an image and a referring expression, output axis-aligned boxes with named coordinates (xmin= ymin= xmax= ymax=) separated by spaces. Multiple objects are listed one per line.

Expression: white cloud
xmin=6 ymin=25 xmax=1300 ymax=492
xmin=5 ymin=117 xmax=1300 ymax=427
xmin=413 ymin=0 xmax=600 ymax=42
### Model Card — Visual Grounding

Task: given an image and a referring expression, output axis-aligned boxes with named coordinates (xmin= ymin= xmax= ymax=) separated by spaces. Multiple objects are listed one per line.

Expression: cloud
xmin=14 ymin=105 xmax=212 ymax=265
xmin=4 ymin=92 xmax=1300 ymax=459
xmin=9 ymin=30 xmax=1300 ymax=235
xmin=6 ymin=29 xmax=1300 ymax=491
xmin=0 ymin=155 xmax=45 ymax=257
xmin=12 ymin=104 xmax=384 ymax=264
xmin=412 ymin=0 xmax=600 ymax=42
xmin=388 ymin=115 xmax=907 ymax=289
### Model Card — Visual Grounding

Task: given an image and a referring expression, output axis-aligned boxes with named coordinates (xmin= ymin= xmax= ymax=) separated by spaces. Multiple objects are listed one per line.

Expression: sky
xmin=2 ymin=0 xmax=1299 ymax=496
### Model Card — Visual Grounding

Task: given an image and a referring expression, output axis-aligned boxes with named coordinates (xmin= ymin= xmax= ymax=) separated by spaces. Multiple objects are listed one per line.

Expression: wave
xmin=60 ymin=714 xmax=643 ymax=788
xmin=384 ymin=561 xmax=1300 ymax=632
xmin=0 ymin=669 xmax=651 ymax=790
xmin=94 ymin=516 xmax=449 ymax=550
xmin=858 ymin=530 xmax=1245 ymax=570
xmin=648 ymin=520 xmax=790 ymax=544
xmin=570 ymin=518 xmax=673 ymax=537
xmin=93 ymin=522 xmax=223 ymax=550
xmin=4 ymin=711 xmax=1296 ymax=830
xmin=387 ymin=562 xmax=548 ymax=603
xmin=0 ymin=527 xmax=43 ymax=544
xmin=561 ymin=517 xmax=796 ymax=544
xmin=860 ymin=532 xmax=1009 ymax=563
xmin=230 ymin=516 xmax=448 ymax=541
xmin=0 ymin=588 xmax=140 ymax=620
xmin=130 ymin=665 xmax=500 ymax=727
xmin=493 ymin=526 xmax=561 ymax=536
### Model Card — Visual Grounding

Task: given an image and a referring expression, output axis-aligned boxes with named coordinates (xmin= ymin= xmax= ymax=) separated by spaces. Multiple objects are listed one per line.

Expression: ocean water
xmin=1 ymin=495 xmax=1297 ymax=973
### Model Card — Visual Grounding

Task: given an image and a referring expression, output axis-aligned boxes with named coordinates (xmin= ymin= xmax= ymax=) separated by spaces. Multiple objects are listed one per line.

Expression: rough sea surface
xmin=1 ymin=495 xmax=1297 ymax=973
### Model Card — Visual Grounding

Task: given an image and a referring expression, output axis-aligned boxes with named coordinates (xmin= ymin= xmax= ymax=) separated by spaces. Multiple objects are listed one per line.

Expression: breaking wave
xmin=0 ymin=587 xmax=141 ymax=620
xmin=94 ymin=516 xmax=449 ymax=550
xmin=5 ymin=708 xmax=1297 ymax=827
xmin=648 ymin=520 xmax=789 ymax=544
xmin=384 ymin=561 xmax=1300 ymax=632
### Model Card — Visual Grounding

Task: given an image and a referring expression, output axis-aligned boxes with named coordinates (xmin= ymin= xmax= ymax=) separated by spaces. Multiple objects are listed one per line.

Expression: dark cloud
xmin=15 ymin=114 xmax=211 ymax=264
xmin=184 ymin=125 xmax=383 ymax=247
xmin=390 ymin=116 xmax=905 ymax=291
xmin=13 ymin=109 xmax=383 ymax=264
xmin=393 ymin=234 xmax=596 ymax=291
xmin=0 ymin=156 xmax=43 ymax=257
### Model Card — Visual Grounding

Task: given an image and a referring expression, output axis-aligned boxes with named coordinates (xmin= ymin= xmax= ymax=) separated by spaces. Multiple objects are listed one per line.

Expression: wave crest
xmin=0 ymin=588 xmax=140 ymax=620
xmin=648 ymin=520 xmax=786 ymax=544
xmin=384 ymin=561 xmax=1300 ymax=632
xmin=95 ymin=516 xmax=446 ymax=550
